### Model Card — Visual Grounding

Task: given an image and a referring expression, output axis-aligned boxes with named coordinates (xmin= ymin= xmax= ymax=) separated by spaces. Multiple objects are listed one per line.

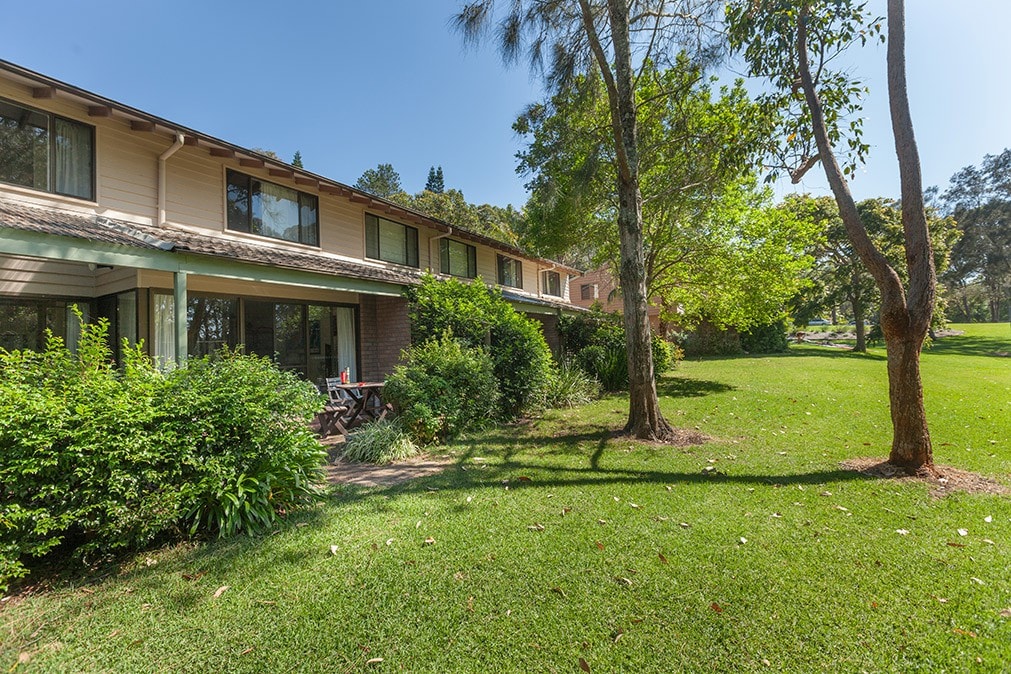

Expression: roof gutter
xmin=158 ymin=133 xmax=186 ymax=227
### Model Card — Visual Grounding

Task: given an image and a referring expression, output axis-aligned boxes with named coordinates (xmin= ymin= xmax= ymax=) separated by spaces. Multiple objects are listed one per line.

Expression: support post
xmin=174 ymin=271 xmax=188 ymax=367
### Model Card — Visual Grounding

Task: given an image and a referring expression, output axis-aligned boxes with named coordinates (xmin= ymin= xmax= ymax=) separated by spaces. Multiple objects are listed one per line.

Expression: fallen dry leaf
xmin=551 ymin=586 xmax=567 ymax=598
xmin=182 ymin=571 xmax=205 ymax=581
xmin=947 ymin=542 xmax=966 ymax=548
xmin=957 ymin=528 xmax=969 ymax=537
xmin=527 ymin=523 xmax=545 ymax=532
xmin=658 ymin=552 xmax=669 ymax=565
xmin=213 ymin=586 xmax=229 ymax=599
xmin=819 ymin=491 xmax=832 ymax=497
xmin=240 ymin=647 xmax=254 ymax=656
xmin=562 ymin=507 xmax=572 ymax=516
xmin=952 ymin=628 xmax=977 ymax=638
xmin=365 ymin=657 xmax=384 ymax=665
xmin=579 ymin=657 xmax=591 ymax=673
xmin=615 ymin=577 xmax=633 ymax=586
xmin=679 ymin=522 xmax=691 ymax=529
xmin=895 ymin=529 xmax=910 ymax=535
xmin=423 ymin=537 xmax=436 ymax=546
xmin=517 ymin=476 xmax=532 ymax=482
xmin=630 ymin=503 xmax=641 ymax=509
xmin=330 ymin=545 xmax=339 ymax=555
xmin=613 ymin=628 xmax=624 ymax=643
xmin=739 ymin=537 xmax=747 ymax=545
xmin=595 ymin=541 xmax=605 ymax=551
xmin=999 ymin=608 xmax=1011 ymax=618
xmin=597 ymin=519 xmax=607 ymax=525
xmin=971 ymin=577 xmax=985 ymax=585
xmin=984 ymin=515 xmax=992 ymax=523
xmin=710 ymin=602 xmax=723 ymax=613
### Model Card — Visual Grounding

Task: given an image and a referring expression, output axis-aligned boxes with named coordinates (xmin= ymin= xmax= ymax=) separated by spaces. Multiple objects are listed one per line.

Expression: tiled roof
xmin=0 ymin=198 xmax=421 ymax=287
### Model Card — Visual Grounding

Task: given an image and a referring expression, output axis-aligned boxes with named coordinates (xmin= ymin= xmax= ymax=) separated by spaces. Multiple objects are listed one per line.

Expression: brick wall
xmin=527 ymin=312 xmax=561 ymax=359
xmin=359 ymin=294 xmax=411 ymax=381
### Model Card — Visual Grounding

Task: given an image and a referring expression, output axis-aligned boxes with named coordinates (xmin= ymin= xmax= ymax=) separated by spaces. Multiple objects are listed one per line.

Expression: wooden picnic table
xmin=331 ymin=382 xmax=389 ymax=429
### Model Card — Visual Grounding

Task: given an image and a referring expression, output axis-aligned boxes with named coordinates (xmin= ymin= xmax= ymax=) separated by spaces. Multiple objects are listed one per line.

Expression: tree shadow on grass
xmin=928 ymin=333 xmax=1011 ymax=358
xmin=656 ymin=376 xmax=734 ymax=398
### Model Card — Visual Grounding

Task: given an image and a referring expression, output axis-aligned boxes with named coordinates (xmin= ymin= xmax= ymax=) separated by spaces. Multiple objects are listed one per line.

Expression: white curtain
xmin=54 ymin=118 xmax=92 ymax=199
xmin=152 ymin=294 xmax=176 ymax=369
xmin=335 ymin=307 xmax=357 ymax=381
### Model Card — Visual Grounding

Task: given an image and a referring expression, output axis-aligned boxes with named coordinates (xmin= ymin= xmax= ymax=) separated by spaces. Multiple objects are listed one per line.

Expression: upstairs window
xmin=226 ymin=169 xmax=318 ymax=246
xmin=440 ymin=238 xmax=477 ymax=278
xmin=580 ymin=283 xmax=598 ymax=301
xmin=0 ymin=99 xmax=94 ymax=200
xmin=365 ymin=213 xmax=419 ymax=267
xmin=542 ymin=270 xmax=561 ymax=297
xmin=497 ymin=255 xmax=523 ymax=289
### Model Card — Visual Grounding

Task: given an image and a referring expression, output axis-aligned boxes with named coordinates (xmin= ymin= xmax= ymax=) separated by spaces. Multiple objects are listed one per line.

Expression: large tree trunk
xmin=797 ymin=1 xmax=934 ymax=472
xmin=591 ymin=0 xmax=673 ymax=440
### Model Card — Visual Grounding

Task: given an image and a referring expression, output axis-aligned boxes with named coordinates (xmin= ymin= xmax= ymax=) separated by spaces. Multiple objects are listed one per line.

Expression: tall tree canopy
xmin=456 ymin=0 xmax=723 ymax=440
xmin=425 ymin=166 xmax=446 ymax=193
xmin=516 ymin=60 xmax=816 ymax=330
xmin=354 ymin=163 xmax=403 ymax=198
xmin=941 ymin=149 xmax=1011 ymax=322
xmin=784 ymin=195 xmax=957 ymax=351
xmin=727 ymin=0 xmax=939 ymax=472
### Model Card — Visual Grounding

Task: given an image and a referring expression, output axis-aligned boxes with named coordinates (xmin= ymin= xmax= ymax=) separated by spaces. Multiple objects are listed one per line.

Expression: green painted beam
xmin=0 ymin=227 xmax=406 ymax=297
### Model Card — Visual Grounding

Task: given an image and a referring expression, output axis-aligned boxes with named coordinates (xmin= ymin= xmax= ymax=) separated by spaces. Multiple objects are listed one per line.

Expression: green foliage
xmin=740 ymin=320 xmax=790 ymax=354
xmin=342 ymin=418 xmax=420 ymax=465
xmin=161 ymin=349 xmax=326 ymax=538
xmin=390 ymin=188 xmax=523 ymax=246
xmin=539 ymin=363 xmax=600 ymax=409
xmin=354 ymin=162 xmax=402 ymax=198
xmin=675 ymin=324 xmax=745 ymax=358
xmin=0 ymin=321 xmax=325 ymax=592
xmin=425 ymin=165 xmax=445 ymax=193
xmin=291 ymin=150 xmax=304 ymax=169
xmin=404 ymin=274 xmax=553 ymax=418
xmin=383 ymin=335 xmax=500 ymax=444
xmin=560 ymin=310 xmax=681 ymax=391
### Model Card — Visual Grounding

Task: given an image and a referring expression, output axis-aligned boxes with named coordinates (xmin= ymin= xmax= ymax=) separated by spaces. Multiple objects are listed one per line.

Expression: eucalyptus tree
xmin=516 ymin=61 xmax=816 ymax=332
xmin=727 ymin=0 xmax=939 ymax=472
xmin=455 ymin=0 xmax=722 ymax=440
xmin=942 ymin=150 xmax=1011 ymax=322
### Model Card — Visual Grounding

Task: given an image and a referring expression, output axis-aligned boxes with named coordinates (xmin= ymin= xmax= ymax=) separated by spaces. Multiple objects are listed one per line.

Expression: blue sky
xmin=3 ymin=1 xmax=1009 ymax=209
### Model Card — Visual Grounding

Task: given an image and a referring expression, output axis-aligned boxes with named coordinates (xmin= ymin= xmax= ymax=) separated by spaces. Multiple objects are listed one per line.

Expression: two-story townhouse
xmin=0 ymin=60 xmax=581 ymax=385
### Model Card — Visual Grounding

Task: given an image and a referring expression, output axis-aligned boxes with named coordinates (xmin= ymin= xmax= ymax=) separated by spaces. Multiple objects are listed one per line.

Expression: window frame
xmin=542 ymin=270 xmax=562 ymax=297
xmin=225 ymin=169 xmax=320 ymax=246
xmin=439 ymin=238 xmax=478 ymax=279
xmin=364 ymin=213 xmax=420 ymax=268
xmin=0 ymin=97 xmax=95 ymax=201
xmin=580 ymin=283 xmax=597 ymax=301
xmin=497 ymin=254 xmax=523 ymax=289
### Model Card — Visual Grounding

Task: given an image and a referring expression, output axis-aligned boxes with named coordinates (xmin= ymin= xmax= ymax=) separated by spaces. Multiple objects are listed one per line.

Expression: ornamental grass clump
xmin=342 ymin=418 xmax=420 ymax=464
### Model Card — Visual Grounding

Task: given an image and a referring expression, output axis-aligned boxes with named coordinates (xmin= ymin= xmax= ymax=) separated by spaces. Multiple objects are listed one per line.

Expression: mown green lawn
xmin=3 ymin=324 xmax=1009 ymax=673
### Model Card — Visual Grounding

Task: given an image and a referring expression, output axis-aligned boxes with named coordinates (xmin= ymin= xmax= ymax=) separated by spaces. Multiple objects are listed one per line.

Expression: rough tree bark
xmin=797 ymin=0 xmax=934 ymax=472
xmin=579 ymin=0 xmax=674 ymax=440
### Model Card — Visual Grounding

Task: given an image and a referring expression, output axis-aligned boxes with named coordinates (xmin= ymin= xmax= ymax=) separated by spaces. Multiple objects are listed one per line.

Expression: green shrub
xmin=160 ymin=349 xmax=327 ymax=538
xmin=0 ymin=323 xmax=327 ymax=593
xmin=740 ymin=320 xmax=789 ymax=354
xmin=560 ymin=310 xmax=680 ymax=391
xmin=343 ymin=418 xmax=421 ymax=464
xmin=490 ymin=311 xmax=554 ymax=417
xmin=405 ymin=274 xmax=552 ymax=417
xmin=541 ymin=364 xmax=601 ymax=408
xmin=384 ymin=335 xmax=500 ymax=444
xmin=675 ymin=324 xmax=744 ymax=357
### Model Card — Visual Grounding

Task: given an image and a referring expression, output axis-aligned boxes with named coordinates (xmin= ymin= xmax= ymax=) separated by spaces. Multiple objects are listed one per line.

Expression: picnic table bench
xmin=315 ymin=378 xmax=392 ymax=438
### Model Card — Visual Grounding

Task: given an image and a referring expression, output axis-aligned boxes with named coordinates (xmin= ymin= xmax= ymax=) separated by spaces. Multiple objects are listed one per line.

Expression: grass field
xmin=3 ymin=324 xmax=1009 ymax=673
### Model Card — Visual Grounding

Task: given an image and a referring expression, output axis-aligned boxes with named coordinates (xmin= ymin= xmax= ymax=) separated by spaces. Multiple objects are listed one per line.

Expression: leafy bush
xmin=675 ymin=323 xmax=744 ymax=357
xmin=343 ymin=418 xmax=420 ymax=464
xmin=490 ymin=311 xmax=554 ymax=417
xmin=405 ymin=274 xmax=553 ymax=417
xmin=160 ymin=349 xmax=326 ymax=538
xmin=560 ymin=310 xmax=680 ymax=391
xmin=0 ymin=322 xmax=327 ymax=593
xmin=384 ymin=335 xmax=500 ymax=444
xmin=541 ymin=364 xmax=601 ymax=408
xmin=740 ymin=320 xmax=789 ymax=354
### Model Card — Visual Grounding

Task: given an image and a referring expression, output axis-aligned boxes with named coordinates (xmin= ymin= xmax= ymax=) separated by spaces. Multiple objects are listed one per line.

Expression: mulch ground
xmin=324 ymin=455 xmax=454 ymax=488
xmin=841 ymin=457 xmax=1009 ymax=498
